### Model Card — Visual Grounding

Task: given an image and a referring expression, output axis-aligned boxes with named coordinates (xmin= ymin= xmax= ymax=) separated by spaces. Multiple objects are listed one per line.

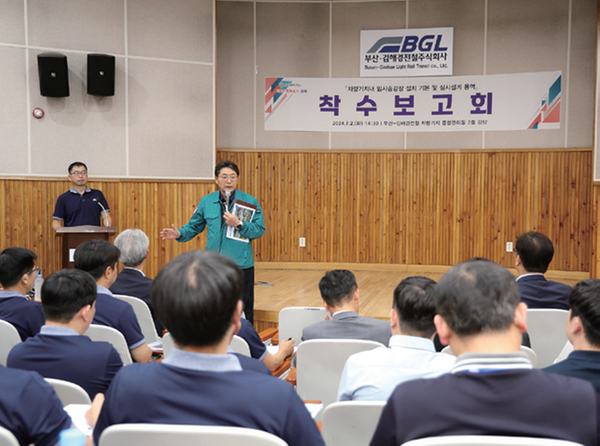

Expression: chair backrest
xmin=85 ymin=324 xmax=133 ymax=365
xmin=296 ymin=339 xmax=384 ymax=407
xmin=98 ymin=423 xmax=288 ymax=446
xmin=231 ymin=335 xmax=251 ymax=357
xmin=113 ymin=294 xmax=160 ymax=344
xmin=278 ymin=307 xmax=330 ymax=343
xmin=0 ymin=320 xmax=21 ymax=366
xmin=441 ymin=345 xmax=538 ymax=368
xmin=44 ymin=378 xmax=92 ymax=406
xmin=162 ymin=332 xmax=174 ymax=358
xmin=554 ymin=340 xmax=574 ymax=364
xmin=0 ymin=426 xmax=19 ymax=446
xmin=526 ymin=309 xmax=569 ymax=368
xmin=321 ymin=401 xmax=386 ymax=446
xmin=402 ymin=435 xmax=584 ymax=446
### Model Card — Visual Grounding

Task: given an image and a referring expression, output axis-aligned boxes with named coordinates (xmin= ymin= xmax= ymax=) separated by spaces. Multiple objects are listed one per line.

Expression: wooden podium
xmin=56 ymin=225 xmax=117 ymax=269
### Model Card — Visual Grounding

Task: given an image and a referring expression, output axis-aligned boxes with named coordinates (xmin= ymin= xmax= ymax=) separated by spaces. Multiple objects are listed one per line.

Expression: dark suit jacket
xmin=110 ymin=268 xmax=163 ymax=334
xmin=517 ymin=274 xmax=571 ymax=310
xmin=301 ymin=311 xmax=391 ymax=346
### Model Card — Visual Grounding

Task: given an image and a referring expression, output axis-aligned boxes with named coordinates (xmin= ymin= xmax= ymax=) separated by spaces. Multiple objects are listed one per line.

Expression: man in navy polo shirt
xmin=93 ymin=250 xmax=324 ymax=446
xmin=75 ymin=239 xmax=152 ymax=363
xmin=52 ymin=161 xmax=111 ymax=229
xmin=8 ymin=268 xmax=123 ymax=399
xmin=370 ymin=260 xmax=600 ymax=446
xmin=0 ymin=247 xmax=45 ymax=341
xmin=0 ymin=365 xmax=72 ymax=446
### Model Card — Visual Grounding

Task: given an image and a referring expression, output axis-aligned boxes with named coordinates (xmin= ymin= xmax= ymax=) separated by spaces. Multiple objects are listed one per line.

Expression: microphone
xmin=225 ymin=189 xmax=231 ymax=213
xmin=93 ymin=198 xmax=109 ymax=227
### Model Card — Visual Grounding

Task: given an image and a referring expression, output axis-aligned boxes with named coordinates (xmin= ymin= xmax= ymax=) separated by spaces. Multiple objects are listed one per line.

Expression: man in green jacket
xmin=160 ymin=160 xmax=265 ymax=323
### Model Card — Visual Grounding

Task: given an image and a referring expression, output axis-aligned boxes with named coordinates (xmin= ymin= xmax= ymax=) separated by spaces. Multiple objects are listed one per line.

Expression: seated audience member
xmin=236 ymin=318 xmax=294 ymax=373
xmin=110 ymin=228 xmax=162 ymax=335
xmin=8 ymin=269 xmax=123 ymax=399
xmin=75 ymin=239 xmax=152 ymax=363
xmin=93 ymin=250 xmax=325 ymax=446
xmin=515 ymin=231 xmax=571 ymax=310
xmin=0 ymin=365 xmax=71 ymax=446
xmin=544 ymin=279 xmax=600 ymax=391
xmin=370 ymin=259 xmax=600 ymax=446
xmin=302 ymin=269 xmax=391 ymax=345
xmin=0 ymin=248 xmax=44 ymax=340
xmin=338 ymin=276 xmax=455 ymax=401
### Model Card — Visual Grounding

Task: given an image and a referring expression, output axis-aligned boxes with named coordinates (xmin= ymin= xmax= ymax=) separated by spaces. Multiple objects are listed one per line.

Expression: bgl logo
xmin=367 ymin=35 xmax=448 ymax=54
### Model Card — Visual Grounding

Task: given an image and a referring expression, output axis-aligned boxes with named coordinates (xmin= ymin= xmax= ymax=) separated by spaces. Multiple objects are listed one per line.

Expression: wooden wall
xmin=0 ymin=178 xmax=213 ymax=280
xmin=0 ymin=147 xmax=592 ymax=279
xmin=223 ymin=148 xmax=592 ymax=271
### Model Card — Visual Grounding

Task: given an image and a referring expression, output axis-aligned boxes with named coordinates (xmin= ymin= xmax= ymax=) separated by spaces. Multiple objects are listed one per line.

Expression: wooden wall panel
xmin=0 ymin=178 xmax=214 ymax=280
xmin=219 ymin=148 xmax=592 ymax=271
xmin=591 ymin=183 xmax=600 ymax=278
xmin=0 ymin=148 xmax=593 ymax=281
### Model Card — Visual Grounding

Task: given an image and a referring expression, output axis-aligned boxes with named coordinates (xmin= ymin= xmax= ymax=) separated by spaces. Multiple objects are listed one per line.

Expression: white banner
xmin=264 ymin=72 xmax=561 ymax=133
xmin=360 ymin=28 xmax=453 ymax=77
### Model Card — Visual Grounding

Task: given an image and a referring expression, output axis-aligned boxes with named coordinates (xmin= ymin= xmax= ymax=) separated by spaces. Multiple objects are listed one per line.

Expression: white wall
xmin=216 ymin=0 xmax=596 ymax=151
xmin=0 ymin=0 xmax=215 ymax=179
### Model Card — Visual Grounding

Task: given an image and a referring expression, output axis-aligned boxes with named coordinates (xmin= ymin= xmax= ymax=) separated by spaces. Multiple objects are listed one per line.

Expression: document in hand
xmin=226 ymin=199 xmax=257 ymax=243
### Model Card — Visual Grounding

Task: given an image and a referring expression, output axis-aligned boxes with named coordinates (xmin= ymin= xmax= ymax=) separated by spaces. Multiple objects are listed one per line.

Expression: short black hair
xmin=0 ymin=248 xmax=37 ymax=288
xmin=42 ymin=269 xmax=97 ymax=323
xmin=569 ymin=279 xmax=600 ymax=348
xmin=214 ymin=160 xmax=239 ymax=177
xmin=393 ymin=276 xmax=437 ymax=337
xmin=151 ymin=250 xmax=244 ymax=347
xmin=435 ymin=259 xmax=520 ymax=336
xmin=515 ymin=231 xmax=554 ymax=273
xmin=318 ymin=270 xmax=357 ymax=307
xmin=74 ymin=239 xmax=120 ymax=280
xmin=68 ymin=162 xmax=88 ymax=174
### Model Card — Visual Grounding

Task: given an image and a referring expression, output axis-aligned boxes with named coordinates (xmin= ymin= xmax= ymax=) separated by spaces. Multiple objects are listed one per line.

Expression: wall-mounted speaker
xmin=87 ymin=54 xmax=115 ymax=96
xmin=37 ymin=52 xmax=69 ymax=97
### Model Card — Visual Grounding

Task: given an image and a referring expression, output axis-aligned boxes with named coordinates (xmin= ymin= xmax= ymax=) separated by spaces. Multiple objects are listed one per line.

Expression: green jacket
xmin=177 ymin=190 xmax=265 ymax=269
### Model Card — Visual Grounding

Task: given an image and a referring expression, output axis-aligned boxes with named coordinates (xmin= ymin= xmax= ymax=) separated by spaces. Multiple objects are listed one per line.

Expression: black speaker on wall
xmin=87 ymin=54 xmax=115 ymax=96
xmin=37 ymin=52 xmax=69 ymax=97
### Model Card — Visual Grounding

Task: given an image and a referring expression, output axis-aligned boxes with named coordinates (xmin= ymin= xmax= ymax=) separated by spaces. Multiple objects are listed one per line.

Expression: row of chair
xmin=0 ymin=421 xmax=584 ymax=446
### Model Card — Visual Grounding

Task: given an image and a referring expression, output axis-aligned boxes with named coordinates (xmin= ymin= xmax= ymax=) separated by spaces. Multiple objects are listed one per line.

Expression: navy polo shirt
xmin=0 ymin=291 xmax=44 ymax=341
xmin=237 ymin=318 xmax=267 ymax=361
xmin=7 ymin=326 xmax=123 ymax=399
xmin=0 ymin=365 xmax=71 ymax=446
xmin=53 ymin=186 xmax=110 ymax=227
xmin=92 ymin=287 xmax=146 ymax=350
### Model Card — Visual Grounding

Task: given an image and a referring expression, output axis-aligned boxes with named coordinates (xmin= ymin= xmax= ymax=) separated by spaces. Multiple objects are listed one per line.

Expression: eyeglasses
xmin=218 ymin=175 xmax=237 ymax=181
xmin=70 ymin=170 xmax=88 ymax=176
xmin=25 ymin=266 xmax=40 ymax=276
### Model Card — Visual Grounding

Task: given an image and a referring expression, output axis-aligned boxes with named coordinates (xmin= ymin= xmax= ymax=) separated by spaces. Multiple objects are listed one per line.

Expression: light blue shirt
xmin=97 ymin=285 xmax=112 ymax=296
xmin=0 ymin=291 xmax=27 ymax=300
xmin=40 ymin=326 xmax=78 ymax=336
xmin=163 ymin=347 xmax=243 ymax=372
xmin=337 ymin=334 xmax=456 ymax=401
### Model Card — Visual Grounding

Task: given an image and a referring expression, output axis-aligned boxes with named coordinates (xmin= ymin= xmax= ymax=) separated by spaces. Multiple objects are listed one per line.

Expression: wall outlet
xmin=299 ymin=237 xmax=306 ymax=247
xmin=506 ymin=242 xmax=513 ymax=252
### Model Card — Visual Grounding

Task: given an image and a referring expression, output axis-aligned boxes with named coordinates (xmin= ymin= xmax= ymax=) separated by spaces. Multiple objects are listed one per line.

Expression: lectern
xmin=56 ymin=225 xmax=117 ymax=268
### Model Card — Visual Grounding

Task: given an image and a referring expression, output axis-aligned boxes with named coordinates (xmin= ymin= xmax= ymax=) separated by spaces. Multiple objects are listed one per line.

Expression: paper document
xmin=226 ymin=199 xmax=257 ymax=243
xmin=64 ymin=404 xmax=93 ymax=436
